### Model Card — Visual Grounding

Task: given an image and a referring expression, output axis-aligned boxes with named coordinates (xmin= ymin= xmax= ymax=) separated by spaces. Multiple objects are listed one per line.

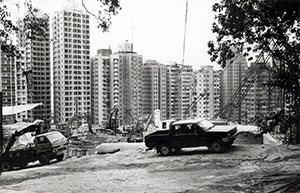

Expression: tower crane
xmin=212 ymin=43 xmax=279 ymax=121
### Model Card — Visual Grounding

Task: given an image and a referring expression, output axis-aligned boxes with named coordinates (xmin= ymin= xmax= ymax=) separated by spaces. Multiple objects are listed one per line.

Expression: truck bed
xmin=147 ymin=129 xmax=169 ymax=136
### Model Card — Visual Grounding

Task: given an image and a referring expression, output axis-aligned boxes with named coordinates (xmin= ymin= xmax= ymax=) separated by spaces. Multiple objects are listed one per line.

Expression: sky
xmin=10 ymin=0 xmax=221 ymax=70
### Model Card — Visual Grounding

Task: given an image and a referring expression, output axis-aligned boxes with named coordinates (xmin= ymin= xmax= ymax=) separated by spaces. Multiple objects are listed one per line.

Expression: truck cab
xmin=145 ymin=118 xmax=238 ymax=156
xmin=1 ymin=127 xmax=68 ymax=171
xmin=34 ymin=131 xmax=68 ymax=165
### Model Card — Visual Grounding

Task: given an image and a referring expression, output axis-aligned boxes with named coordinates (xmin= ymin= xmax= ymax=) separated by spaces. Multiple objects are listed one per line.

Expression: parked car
xmin=144 ymin=118 xmax=238 ymax=156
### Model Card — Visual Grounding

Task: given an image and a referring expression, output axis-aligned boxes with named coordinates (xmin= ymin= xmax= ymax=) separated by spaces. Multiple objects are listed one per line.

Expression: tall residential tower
xmin=52 ymin=6 xmax=90 ymax=124
xmin=91 ymin=49 xmax=112 ymax=127
xmin=110 ymin=43 xmax=143 ymax=125
xmin=142 ymin=60 xmax=167 ymax=120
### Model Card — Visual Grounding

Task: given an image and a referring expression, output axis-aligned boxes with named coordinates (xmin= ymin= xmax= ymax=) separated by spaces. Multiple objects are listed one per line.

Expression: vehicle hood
xmin=51 ymin=139 xmax=68 ymax=149
xmin=146 ymin=129 xmax=169 ymax=137
xmin=208 ymin=125 xmax=237 ymax=132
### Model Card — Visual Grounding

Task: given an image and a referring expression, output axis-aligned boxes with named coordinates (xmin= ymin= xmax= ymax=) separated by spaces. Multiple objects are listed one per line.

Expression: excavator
xmin=125 ymin=110 xmax=144 ymax=143
xmin=54 ymin=112 xmax=94 ymax=137
xmin=54 ymin=98 xmax=95 ymax=137
xmin=95 ymin=105 xmax=120 ymax=135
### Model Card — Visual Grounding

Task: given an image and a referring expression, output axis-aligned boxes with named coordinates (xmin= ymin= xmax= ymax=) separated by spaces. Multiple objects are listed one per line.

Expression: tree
xmin=0 ymin=0 xmax=121 ymax=174
xmin=0 ymin=0 xmax=49 ymax=57
xmin=82 ymin=0 xmax=121 ymax=32
xmin=208 ymin=0 xmax=300 ymax=142
xmin=0 ymin=0 xmax=50 ymax=174
xmin=0 ymin=0 xmax=121 ymax=57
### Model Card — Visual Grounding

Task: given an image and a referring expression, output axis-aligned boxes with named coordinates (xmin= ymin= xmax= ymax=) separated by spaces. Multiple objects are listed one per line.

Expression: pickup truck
xmin=1 ymin=121 xmax=68 ymax=171
xmin=144 ymin=118 xmax=237 ymax=156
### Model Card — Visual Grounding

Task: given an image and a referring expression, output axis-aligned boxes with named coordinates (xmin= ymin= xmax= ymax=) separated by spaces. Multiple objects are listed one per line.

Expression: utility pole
xmin=0 ymin=43 xmax=2 ymax=174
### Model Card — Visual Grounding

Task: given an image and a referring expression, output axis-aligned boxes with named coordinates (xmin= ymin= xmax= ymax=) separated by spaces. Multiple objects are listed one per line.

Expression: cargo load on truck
xmin=1 ymin=120 xmax=68 ymax=171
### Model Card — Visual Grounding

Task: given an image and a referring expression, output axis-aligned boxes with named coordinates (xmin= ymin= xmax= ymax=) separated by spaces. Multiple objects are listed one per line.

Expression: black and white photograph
xmin=0 ymin=0 xmax=300 ymax=192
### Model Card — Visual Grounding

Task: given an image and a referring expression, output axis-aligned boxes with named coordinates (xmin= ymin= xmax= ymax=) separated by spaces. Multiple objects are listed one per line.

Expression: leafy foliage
xmin=208 ymin=0 xmax=300 ymax=142
xmin=208 ymin=0 xmax=300 ymax=68
xmin=0 ymin=0 xmax=48 ymax=57
xmin=82 ymin=0 xmax=121 ymax=32
xmin=22 ymin=2 xmax=49 ymax=41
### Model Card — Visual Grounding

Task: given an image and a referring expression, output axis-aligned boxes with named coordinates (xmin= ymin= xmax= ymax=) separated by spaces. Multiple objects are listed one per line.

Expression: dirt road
xmin=1 ymin=143 xmax=300 ymax=193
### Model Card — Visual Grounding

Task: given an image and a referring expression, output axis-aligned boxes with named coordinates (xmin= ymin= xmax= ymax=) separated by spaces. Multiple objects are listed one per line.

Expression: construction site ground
xmin=1 ymin=134 xmax=300 ymax=193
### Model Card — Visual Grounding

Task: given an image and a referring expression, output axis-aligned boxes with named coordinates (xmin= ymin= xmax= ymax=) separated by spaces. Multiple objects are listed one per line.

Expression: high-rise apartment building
xmin=1 ymin=52 xmax=16 ymax=108
xmin=142 ymin=60 xmax=167 ymax=120
xmin=191 ymin=65 xmax=221 ymax=119
xmin=166 ymin=63 xmax=193 ymax=120
xmin=15 ymin=13 xmax=51 ymax=121
xmin=221 ymin=52 xmax=248 ymax=122
xmin=52 ymin=7 xmax=90 ymax=124
xmin=242 ymin=62 xmax=284 ymax=123
xmin=213 ymin=69 xmax=222 ymax=116
xmin=109 ymin=43 xmax=143 ymax=125
xmin=91 ymin=49 xmax=112 ymax=127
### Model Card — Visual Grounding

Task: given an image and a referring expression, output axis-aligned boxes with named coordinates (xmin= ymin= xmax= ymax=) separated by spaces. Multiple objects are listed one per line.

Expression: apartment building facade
xmin=91 ymin=49 xmax=112 ymax=127
xmin=166 ymin=63 xmax=193 ymax=120
xmin=1 ymin=52 xmax=16 ymax=109
xmin=2 ymin=14 xmax=52 ymax=122
xmin=221 ymin=52 xmax=248 ymax=122
xmin=142 ymin=60 xmax=167 ymax=120
xmin=191 ymin=65 xmax=221 ymax=119
xmin=52 ymin=7 xmax=91 ymax=124
xmin=242 ymin=62 xmax=285 ymax=123
xmin=109 ymin=43 xmax=143 ymax=126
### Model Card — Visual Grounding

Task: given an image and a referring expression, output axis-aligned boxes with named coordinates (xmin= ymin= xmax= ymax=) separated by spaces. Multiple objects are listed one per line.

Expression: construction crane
xmin=184 ymin=89 xmax=208 ymax=119
xmin=212 ymin=43 xmax=279 ymax=121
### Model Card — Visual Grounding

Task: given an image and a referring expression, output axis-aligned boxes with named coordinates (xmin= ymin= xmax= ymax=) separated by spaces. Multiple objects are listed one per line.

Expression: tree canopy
xmin=208 ymin=0 xmax=300 ymax=142
xmin=208 ymin=0 xmax=300 ymax=67
xmin=0 ymin=0 xmax=121 ymax=57
xmin=0 ymin=0 xmax=49 ymax=57
xmin=82 ymin=0 xmax=121 ymax=32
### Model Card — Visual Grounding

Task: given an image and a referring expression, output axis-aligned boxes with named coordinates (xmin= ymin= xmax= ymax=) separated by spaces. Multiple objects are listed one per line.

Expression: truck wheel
xmin=39 ymin=155 xmax=50 ymax=165
xmin=1 ymin=162 xmax=12 ymax=171
xmin=159 ymin=143 xmax=172 ymax=156
xmin=210 ymin=140 xmax=225 ymax=153
xmin=56 ymin=154 xmax=64 ymax=162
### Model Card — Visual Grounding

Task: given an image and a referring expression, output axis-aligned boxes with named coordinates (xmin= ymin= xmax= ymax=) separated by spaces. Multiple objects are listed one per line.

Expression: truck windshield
xmin=198 ymin=120 xmax=214 ymax=131
xmin=46 ymin=132 xmax=66 ymax=143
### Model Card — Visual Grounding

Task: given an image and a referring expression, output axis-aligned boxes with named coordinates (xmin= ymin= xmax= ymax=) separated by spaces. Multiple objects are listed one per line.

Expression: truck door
xmin=193 ymin=124 xmax=208 ymax=146
xmin=172 ymin=124 xmax=201 ymax=148
xmin=35 ymin=136 xmax=52 ymax=154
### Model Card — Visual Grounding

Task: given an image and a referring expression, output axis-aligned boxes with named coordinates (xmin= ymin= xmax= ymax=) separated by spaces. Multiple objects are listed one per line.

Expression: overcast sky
xmin=14 ymin=0 xmax=220 ymax=70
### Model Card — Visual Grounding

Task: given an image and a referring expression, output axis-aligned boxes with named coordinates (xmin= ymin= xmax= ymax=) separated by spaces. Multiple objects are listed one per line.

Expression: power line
xmin=181 ymin=0 xmax=188 ymax=66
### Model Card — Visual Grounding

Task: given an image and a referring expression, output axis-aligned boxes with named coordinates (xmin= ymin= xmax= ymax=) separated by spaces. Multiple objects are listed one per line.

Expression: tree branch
xmin=81 ymin=0 xmax=98 ymax=20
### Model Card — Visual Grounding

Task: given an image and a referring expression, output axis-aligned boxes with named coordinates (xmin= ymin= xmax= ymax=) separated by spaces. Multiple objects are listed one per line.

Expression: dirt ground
xmin=1 ymin=141 xmax=300 ymax=193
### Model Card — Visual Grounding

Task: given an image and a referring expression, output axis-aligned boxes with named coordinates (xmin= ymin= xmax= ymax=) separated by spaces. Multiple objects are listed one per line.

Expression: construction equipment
xmin=54 ymin=97 xmax=95 ymax=137
xmin=124 ymin=109 xmax=144 ymax=142
xmin=184 ymin=89 xmax=208 ymax=119
xmin=212 ymin=43 xmax=279 ymax=121
xmin=144 ymin=113 xmax=154 ymax=132
xmin=1 ymin=120 xmax=68 ymax=171
xmin=98 ymin=105 xmax=119 ymax=135
xmin=54 ymin=112 xmax=94 ymax=137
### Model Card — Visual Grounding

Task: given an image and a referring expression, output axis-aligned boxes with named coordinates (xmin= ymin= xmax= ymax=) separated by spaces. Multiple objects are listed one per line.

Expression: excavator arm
xmin=3 ymin=123 xmax=42 ymax=155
